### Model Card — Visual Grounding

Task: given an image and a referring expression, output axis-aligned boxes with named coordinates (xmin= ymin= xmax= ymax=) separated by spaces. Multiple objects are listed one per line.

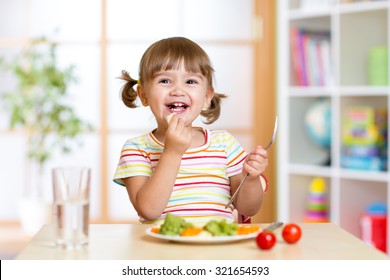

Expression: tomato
xmin=256 ymin=231 xmax=276 ymax=250
xmin=282 ymin=223 xmax=302 ymax=244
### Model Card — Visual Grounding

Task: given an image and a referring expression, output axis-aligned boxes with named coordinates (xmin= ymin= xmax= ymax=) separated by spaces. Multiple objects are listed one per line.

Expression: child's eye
xmin=187 ymin=79 xmax=198 ymax=84
xmin=158 ymin=79 xmax=170 ymax=84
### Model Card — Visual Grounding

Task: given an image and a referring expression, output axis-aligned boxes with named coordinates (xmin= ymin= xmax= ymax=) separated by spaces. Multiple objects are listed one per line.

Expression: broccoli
xmin=158 ymin=213 xmax=194 ymax=236
xmin=204 ymin=219 xmax=238 ymax=236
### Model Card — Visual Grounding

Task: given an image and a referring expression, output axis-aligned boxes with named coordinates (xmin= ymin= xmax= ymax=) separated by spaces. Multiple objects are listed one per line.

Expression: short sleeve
xmin=113 ymin=138 xmax=152 ymax=186
xmin=224 ymin=132 xmax=247 ymax=178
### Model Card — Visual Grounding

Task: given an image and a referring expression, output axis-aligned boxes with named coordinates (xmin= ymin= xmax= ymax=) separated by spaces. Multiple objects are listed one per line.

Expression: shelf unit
xmin=277 ymin=0 xmax=390 ymax=254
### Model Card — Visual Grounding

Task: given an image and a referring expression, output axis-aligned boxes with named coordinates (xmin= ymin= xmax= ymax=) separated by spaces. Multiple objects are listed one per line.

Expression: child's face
xmin=140 ymin=61 xmax=213 ymax=128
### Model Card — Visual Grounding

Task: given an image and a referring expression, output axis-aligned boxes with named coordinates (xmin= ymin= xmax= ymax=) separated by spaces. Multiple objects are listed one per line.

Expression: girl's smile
xmin=166 ymin=102 xmax=189 ymax=113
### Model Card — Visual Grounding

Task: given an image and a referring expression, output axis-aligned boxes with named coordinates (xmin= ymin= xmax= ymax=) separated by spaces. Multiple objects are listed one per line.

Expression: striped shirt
xmin=113 ymin=128 xmax=247 ymax=225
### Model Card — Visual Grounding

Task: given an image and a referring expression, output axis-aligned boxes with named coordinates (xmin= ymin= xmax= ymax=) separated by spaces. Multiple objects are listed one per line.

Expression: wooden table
xmin=15 ymin=223 xmax=389 ymax=260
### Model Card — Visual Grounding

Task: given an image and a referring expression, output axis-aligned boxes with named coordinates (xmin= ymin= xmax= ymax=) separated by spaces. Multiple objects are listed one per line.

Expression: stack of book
xmin=290 ymin=27 xmax=332 ymax=86
xmin=341 ymin=106 xmax=388 ymax=171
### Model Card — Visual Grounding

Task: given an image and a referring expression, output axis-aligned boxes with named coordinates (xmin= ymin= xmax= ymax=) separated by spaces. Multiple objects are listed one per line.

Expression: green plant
xmin=0 ymin=37 xmax=91 ymax=170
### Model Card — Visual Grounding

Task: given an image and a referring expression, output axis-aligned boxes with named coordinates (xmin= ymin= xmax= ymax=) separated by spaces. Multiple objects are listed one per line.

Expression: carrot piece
xmin=151 ymin=227 xmax=160 ymax=234
xmin=237 ymin=225 xmax=260 ymax=235
xmin=180 ymin=227 xmax=203 ymax=236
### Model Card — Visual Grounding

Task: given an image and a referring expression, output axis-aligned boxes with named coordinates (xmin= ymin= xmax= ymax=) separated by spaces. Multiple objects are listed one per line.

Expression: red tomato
xmin=256 ymin=231 xmax=276 ymax=250
xmin=282 ymin=223 xmax=302 ymax=244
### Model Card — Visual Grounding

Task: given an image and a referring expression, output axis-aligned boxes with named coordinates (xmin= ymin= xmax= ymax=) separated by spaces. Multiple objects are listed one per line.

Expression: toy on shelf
xmin=360 ymin=202 xmax=387 ymax=253
xmin=304 ymin=177 xmax=329 ymax=223
xmin=368 ymin=46 xmax=388 ymax=86
xmin=341 ymin=106 xmax=388 ymax=171
xmin=304 ymin=98 xmax=332 ymax=165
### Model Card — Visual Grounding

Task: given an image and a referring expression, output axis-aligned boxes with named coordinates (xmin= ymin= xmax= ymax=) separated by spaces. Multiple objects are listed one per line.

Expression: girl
xmin=113 ymin=37 xmax=268 ymax=225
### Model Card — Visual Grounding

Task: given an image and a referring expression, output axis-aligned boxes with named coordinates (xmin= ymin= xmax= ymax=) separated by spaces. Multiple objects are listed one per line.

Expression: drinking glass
xmin=52 ymin=166 xmax=91 ymax=250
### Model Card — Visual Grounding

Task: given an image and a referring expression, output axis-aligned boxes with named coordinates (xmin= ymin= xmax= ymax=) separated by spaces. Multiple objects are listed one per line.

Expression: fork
xmin=263 ymin=221 xmax=284 ymax=232
xmin=225 ymin=116 xmax=278 ymax=209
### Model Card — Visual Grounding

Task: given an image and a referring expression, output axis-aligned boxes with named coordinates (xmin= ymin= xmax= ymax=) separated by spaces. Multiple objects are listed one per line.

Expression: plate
xmin=145 ymin=227 xmax=260 ymax=244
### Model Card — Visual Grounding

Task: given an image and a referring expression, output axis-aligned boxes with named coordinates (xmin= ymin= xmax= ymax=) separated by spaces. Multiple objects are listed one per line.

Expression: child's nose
xmin=170 ymin=86 xmax=186 ymax=96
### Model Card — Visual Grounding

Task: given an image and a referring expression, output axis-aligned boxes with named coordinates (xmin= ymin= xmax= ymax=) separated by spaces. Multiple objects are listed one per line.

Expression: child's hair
xmin=119 ymin=37 xmax=227 ymax=124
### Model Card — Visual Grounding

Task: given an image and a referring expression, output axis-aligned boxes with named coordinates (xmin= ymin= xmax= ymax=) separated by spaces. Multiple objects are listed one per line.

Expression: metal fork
xmin=263 ymin=221 xmax=284 ymax=232
xmin=225 ymin=116 xmax=278 ymax=209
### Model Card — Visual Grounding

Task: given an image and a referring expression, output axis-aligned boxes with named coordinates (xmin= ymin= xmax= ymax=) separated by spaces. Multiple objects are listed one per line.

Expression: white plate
xmin=145 ymin=227 xmax=260 ymax=244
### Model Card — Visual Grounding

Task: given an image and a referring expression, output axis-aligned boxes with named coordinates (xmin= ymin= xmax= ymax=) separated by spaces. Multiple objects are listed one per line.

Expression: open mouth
xmin=166 ymin=102 xmax=189 ymax=112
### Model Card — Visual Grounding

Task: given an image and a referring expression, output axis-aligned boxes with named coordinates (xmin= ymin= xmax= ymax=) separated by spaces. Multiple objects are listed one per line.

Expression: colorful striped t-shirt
xmin=113 ymin=128 xmax=247 ymax=225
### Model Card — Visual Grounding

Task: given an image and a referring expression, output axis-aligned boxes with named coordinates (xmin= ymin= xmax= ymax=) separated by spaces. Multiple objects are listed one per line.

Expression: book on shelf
xmin=290 ymin=27 xmax=332 ymax=87
xmin=340 ymin=155 xmax=386 ymax=171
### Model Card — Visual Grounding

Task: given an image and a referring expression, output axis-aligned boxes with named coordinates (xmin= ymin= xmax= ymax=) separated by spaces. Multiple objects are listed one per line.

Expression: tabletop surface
xmin=15 ymin=223 xmax=390 ymax=260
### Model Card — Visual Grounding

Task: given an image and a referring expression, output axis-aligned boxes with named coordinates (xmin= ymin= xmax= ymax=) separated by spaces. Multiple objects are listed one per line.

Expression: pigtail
xmin=119 ymin=70 xmax=139 ymax=108
xmin=201 ymin=92 xmax=228 ymax=124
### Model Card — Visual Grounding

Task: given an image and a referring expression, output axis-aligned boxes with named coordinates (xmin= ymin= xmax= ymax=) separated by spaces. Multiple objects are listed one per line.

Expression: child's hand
xmin=164 ymin=113 xmax=192 ymax=155
xmin=243 ymin=145 xmax=268 ymax=177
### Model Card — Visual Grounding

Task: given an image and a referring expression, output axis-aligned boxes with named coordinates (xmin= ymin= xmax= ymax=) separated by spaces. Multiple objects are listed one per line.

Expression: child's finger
xmin=167 ymin=112 xmax=176 ymax=125
xmin=254 ymin=145 xmax=268 ymax=156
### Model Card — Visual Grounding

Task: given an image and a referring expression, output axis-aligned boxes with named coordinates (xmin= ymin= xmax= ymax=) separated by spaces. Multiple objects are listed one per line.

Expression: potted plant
xmin=0 ymin=38 xmax=91 ymax=234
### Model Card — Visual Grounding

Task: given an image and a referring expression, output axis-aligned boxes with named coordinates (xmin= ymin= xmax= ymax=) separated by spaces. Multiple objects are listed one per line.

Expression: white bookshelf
xmin=277 ymin=0 xmax=390 ymax=255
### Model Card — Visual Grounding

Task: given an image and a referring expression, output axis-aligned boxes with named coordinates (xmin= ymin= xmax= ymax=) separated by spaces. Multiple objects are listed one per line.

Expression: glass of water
xmin=52 ymin=166 xmax=91 ymax=250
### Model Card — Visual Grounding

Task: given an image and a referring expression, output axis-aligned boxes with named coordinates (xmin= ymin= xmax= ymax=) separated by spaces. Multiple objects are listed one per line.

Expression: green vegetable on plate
xmin=159 ymin=213 xmax=194 ymax=236
xmin=203 ymin=219 xmax=238 ymax=236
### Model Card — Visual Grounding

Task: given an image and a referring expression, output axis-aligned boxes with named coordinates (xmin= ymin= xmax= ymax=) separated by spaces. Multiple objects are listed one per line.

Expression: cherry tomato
xmin=256 ymin=231 xmax=276 ymax=250
xmin=282 ymin=223 xmax=302 ymax=244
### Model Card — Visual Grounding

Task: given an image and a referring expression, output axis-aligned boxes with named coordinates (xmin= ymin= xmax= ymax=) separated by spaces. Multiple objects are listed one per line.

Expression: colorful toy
xmin=360 ymin=202 xmax=387 ymax=253
xmin=304 ymin=98 xmax=331 ymax=149
xmin=341 ymin=106 xmax=387 ymax=171
xmin=304 ymin=177 xmax=329 ymax=223
xmin=342 ymin=106 xmax=378 ymax=146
